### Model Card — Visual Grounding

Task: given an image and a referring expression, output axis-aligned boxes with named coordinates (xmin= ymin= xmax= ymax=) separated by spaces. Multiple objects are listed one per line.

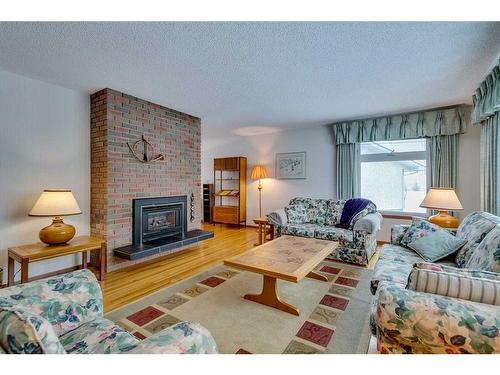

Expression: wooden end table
xmin=253 ymin=217 xmax=274 ymax=246
xmin=8 ymin=235 xmax=106 ymax=286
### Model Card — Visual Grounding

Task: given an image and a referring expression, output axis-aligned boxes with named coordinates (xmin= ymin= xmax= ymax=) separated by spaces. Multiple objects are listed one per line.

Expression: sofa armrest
xmin=0 ymin=269 xmax=103 ymax=337
xmin=126 ymin=322 xmax=218 ymax=354
xmin=353 ymin=212 xmax=382 ymax=234
xmin=374 ymin=283 xmax=500 ymax=354
xmin=390 ymin=224 xmax=410 ymax=245
xmin=267 ymin=208 xmax=287 ymax=226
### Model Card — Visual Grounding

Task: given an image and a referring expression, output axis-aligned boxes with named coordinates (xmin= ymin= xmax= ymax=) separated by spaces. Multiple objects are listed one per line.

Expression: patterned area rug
xmin=106 ymin=258 xmax=374 ymax=354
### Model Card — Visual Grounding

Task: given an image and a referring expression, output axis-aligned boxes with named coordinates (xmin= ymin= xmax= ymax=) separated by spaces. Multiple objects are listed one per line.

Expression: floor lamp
xmin=250 ymin=165 xmax=268 ymax=217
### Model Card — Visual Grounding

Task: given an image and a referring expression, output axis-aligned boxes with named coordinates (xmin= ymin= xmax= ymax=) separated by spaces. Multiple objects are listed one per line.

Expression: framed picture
xmin=275 ymin=152 xmax=307 ymax=179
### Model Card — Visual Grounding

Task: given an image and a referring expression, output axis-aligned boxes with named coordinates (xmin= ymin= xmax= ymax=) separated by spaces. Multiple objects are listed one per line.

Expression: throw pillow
xmin=466 ymin=224 xmax=500 ymax=273
xmin=399 ymin=218 xmax=441 ymax=248
xmin=455 ymin=211 xmax=499 ymax=267
xmin=412 ymin=262 xmax=500 ymax=281
xmin=284 ymin=204 xmax=308 ymax=224
xmin=407 ymin=230 xmax=466 ymax=262
xmin=407 ymin=266 xmax=500 ymax=306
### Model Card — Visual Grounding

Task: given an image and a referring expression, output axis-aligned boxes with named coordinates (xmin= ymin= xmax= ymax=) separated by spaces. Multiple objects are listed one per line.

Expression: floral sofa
xmin=0 ymin=269 xmax=217 ymax=354
xmin=267 ymin=197 xmax=382 ymax=266
xmin=370 ymin=211 xmax=500 ymax=354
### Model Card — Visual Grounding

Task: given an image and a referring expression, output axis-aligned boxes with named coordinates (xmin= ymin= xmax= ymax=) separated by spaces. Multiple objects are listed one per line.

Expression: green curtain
xmin=333 ymin=105 xmax=469 ymax=144
xmin=472 ymin=63 xmax=500 ymax=124
xmin=331 ymin=105 xmax=470 ymax=201
xmin=472 ymin=60 xmax=500 ymax=215
xmin=336 ymin=143 xmax=360 ymax=199
xmin=480 ymin=113 xmax=500 ymax=215
xmin=430 ymin=134 xmax=459 ymax=189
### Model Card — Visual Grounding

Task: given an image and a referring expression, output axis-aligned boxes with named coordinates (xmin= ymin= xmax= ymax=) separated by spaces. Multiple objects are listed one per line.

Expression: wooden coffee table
xmin=224 ymin=235 xmax=338 ymax=316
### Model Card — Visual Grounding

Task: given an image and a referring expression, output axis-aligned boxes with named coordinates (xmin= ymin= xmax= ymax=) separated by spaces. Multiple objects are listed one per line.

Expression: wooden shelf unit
xmin=213 ymin=157 xmax=247 ymax=225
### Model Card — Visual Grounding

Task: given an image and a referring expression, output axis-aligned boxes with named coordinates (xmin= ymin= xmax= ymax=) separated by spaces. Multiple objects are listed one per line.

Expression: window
xmin=360 ymin=139 xmax=428 ymax=213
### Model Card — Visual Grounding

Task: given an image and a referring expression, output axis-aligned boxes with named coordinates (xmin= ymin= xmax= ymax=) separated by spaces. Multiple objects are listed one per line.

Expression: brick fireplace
xmin=90 ymin=88 xmax=212 ymax=266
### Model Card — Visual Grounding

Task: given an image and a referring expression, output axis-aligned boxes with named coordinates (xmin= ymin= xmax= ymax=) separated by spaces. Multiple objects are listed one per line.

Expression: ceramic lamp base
xmin=39 ymin=217 xmax=76 ymax=245
xmin=428 ymin=210 xmax=459 ymax=229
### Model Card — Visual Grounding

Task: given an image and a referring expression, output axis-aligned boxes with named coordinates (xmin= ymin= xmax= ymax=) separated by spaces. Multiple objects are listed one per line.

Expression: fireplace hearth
xmin=114 ymin=196 xmax=213 ymax=260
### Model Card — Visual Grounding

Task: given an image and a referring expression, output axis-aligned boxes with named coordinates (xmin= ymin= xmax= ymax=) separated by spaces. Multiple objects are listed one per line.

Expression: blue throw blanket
xmin=336 ymin=198 xmax=372 ymax=229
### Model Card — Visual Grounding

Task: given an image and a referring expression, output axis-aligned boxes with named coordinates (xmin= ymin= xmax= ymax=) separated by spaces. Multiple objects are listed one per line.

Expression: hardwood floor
xmin=102 ymin=224 xmax=256 ymax=312
xmin=102 ymin=223 xmax=380 ymax=313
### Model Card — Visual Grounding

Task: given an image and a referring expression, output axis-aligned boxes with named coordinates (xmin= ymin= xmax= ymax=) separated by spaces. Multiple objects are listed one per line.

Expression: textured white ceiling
xmin=1 ymin=22 xmax=499 ymax=143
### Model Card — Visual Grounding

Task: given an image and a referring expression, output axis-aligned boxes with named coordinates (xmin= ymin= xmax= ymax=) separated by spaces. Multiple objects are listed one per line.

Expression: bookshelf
xmin=202 ymin=183 xmax=214 ymax=223
xmin=213 ymin=157 xmax=247 ymax=225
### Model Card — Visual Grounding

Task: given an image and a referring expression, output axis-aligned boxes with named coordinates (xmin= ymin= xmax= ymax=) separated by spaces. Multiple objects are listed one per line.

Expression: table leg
xmin=21 ymin=259 xmax=29 ymax=284
xmin=99 ymin=243 xmax=106 ymax=281
xmin=254 ymin=223 xmax=263 ymax=246
xmin=306 ymin=270 xmax=328 ymax=281
xmin=8 ymin=256 xmax=15 ymax=286
xmin=244 ymin=275 xmax=300 ymax=316
xmin=82 ymin=251 xmax=88 ymax=269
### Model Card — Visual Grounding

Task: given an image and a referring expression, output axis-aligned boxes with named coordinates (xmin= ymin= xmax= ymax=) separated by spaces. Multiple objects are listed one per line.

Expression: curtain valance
xmin=472 ymin=61 xmax=500 ymax=124
xmin=332 ymin=105 xmax=470 ymax=145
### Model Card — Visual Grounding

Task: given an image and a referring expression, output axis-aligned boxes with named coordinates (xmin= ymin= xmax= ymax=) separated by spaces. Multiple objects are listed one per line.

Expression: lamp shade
xmin=420 ymin=187 xmax=463 ymax=211
xmin=250 ymin=165 xmax=268 ymax=180
xmin=29 ymin=189 xmax=82 ymax=217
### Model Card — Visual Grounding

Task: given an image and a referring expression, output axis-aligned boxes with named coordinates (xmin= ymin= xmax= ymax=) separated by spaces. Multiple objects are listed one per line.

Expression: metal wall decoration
xmin=127 ymin=135 xmax=165 ymax=163
xmin=190 ymin=192 xmax=195 ymax=222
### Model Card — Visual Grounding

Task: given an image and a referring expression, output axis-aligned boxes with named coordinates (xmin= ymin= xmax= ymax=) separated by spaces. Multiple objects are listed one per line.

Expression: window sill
xmin=380 ymin=211 xmax=427 ymax=220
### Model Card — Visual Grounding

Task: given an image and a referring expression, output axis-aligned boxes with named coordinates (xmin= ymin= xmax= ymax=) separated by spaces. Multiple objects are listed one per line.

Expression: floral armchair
xmin=370 ymin=211 xmax=500 ymax=354
xmin=0 ymin=269 xmax=217 ymax=354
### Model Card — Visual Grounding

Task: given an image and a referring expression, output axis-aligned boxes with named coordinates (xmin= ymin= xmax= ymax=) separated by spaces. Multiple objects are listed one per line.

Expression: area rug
xmin=105 ymin=258 xmax=374 ymax=354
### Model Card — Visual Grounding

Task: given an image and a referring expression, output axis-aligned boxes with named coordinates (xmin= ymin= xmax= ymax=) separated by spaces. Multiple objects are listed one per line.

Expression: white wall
xmin=202 ymin=126 xmax=335 ymax=224
xmin=202 ymin=122 xmax=482 ymax=242
xmin=0 ymin=69 xmax=90 ymax=284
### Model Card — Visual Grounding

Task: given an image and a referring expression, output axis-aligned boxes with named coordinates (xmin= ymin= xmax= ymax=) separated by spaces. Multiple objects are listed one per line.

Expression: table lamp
xmin=250 ymin=165 xmax=268 ymax=217
xmin=420 ymin=187 xmax=463 ymax=229
xmin=29 ymin=189 xmax=82 ymax=245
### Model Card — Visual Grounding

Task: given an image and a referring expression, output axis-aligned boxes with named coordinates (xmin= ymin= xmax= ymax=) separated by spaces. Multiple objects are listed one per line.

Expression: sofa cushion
xmin=314 ymin=227 xmax=353 ymax=242
xmin=0 ymin=306 xmax=66 ymax=354
xmin=280 ymin=223 xmax=321 ymax=238
xmin=58 ymin=317 xmax=138 ymax=354
xmin=466 ymin=225 xmax=500 ymax=273
xmin=284 ymin=204 xmax=309 ymax=224
xmin=287 ymin=197 xmax=329 ymax=225
xmin=408 ymin=230 xmax=466 ymax=262
xmin=370 ymin=244 xmax=423 ymax=294
xmin=455 ymin=211 xmax=500 ymax=267
xmin=306 ymin=199 xmax=328 ymax=225
xmin=325 ymin=199 xmax=346 ymax=226
xmin=400 ymin=218 xmax=440 ymax=248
